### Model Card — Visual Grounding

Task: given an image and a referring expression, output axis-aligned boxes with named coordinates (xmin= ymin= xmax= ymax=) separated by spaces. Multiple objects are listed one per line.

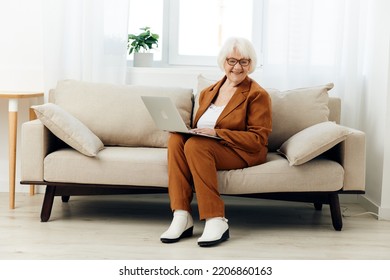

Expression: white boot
xmin=160 ymin=210 xmax=194 ymax=243
xmin=198 ymin=217 xmax=229 ymax=247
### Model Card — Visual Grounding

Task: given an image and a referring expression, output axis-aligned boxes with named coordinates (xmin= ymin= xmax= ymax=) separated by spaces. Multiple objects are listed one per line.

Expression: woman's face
xmin=224 ymin=49 xmax=251 ymax=86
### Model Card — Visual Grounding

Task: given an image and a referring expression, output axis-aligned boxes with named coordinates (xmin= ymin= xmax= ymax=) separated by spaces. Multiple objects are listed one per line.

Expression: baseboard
xmin=0 ymin=182 xmax=45 ymax=194
xmin=358 ymin=195 xmax=379 ymax=215
xmin=378 ymin=206 xmax=390 ymax=220
xmin=0 ymin=184 xmax=28 ymax=193
xmin=339 ymin=194 xmax=360 ymax=204
xmin=0 ymin=179 xmax=5 ymax=192
xmin=358 ymin=195 xmax=390 ymax=221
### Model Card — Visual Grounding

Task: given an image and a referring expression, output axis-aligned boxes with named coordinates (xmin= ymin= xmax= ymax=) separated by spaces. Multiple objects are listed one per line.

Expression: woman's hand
xmin=190 ymin=128 xmax=217 ymax=137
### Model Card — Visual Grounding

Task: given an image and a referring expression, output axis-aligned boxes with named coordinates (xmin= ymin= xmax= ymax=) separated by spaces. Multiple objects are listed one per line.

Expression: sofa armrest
xmin=338 ymin=127 xmax=366 ymax=191
xmin=21 ymin=120 xmax=54 ymax=182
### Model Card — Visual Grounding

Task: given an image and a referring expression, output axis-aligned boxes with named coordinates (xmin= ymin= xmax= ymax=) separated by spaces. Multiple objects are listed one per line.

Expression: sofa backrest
xmin=328 ymin=97 xmax=341 ymax=124
xmin=52 ymin=79 xmax=193 ymax=148
xmin=196 ymin=75 xmax=340 ymax=151
xmin=50 ymin=78 xmax=341 ymax=151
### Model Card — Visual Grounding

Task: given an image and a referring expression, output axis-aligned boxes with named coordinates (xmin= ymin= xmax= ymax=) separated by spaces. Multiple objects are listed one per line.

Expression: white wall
xmin=0 ymin=0 xmax=44 ymax=91
xmin=0 ymin=0 xmax=44 ymax=193
xmin=381 ymin=50 xmax=390 ymax=218
xmin=357 ymin=0 xmax=390 ymax=219
xmin=377 ymin=23 xmax=390 ymax=218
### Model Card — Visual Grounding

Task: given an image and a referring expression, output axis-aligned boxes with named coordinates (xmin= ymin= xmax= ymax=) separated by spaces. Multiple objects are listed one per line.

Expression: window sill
xmin=126 ymin=66 xmax=224 ymax=90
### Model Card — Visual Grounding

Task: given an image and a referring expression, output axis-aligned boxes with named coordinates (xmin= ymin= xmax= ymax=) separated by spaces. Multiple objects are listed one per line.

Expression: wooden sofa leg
xmin=41 ymin=185 xmax=56 ymax=222
xmin=328 ymin=193 xmax=343 ymax=231
xmin=62 ymin=196 xmax=70 ymax=202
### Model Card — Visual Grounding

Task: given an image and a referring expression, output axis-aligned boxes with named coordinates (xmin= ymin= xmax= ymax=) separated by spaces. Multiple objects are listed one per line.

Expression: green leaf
xmin=127 ymin=26 xmax=159 ymax=53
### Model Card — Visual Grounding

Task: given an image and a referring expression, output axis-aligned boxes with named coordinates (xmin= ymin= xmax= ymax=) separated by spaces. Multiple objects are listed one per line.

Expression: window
xmin=169 ymin=0 xmax=255 ymax=65
xmin=127 ymin=0 xmax=164 ymax=61
xmin=128 ymin=0 xmax=343 ymax=68
xmin=128 ymin=0 xmax=257 ymax=66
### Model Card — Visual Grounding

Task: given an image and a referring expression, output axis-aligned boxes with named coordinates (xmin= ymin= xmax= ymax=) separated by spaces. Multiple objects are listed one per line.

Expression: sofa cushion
xmin=44 ymin=147 xmax=169 ymax=187
xmin=218 ymin=153 xmax=344 ymax=194
xmin=277 ymin=121 xmax=352 ymax=166
xmin=53 ymin=79 xmax=193 ymax=148
xmin=44 ymin=148 xmax=343 ymax=194
xmin=32 ymin=103 xmax=104 ymax=157
xmin=196 ymin=75 xmax=333 ymax=151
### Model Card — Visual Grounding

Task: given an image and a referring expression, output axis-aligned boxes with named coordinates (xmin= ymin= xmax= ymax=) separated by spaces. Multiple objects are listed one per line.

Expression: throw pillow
xmin=267 ymin=83 xmax=334 ymax=151
xmin=277 ymin=121 xmax=351 ymax=166
xmin=32 ymin=103 xmax=104 ymax=157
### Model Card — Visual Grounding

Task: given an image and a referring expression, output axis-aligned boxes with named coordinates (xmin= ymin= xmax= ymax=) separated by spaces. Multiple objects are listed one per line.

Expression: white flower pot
xmin=133 ymin=53 xmax=154 ymax=67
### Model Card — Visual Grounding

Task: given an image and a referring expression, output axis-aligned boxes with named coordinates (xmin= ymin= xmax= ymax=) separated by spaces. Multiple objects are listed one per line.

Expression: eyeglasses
xmin=226 ymin=58 xmax=251 ymax=67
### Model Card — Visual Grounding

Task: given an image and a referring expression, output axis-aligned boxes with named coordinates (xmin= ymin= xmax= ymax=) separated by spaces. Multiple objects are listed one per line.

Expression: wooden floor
xmin=1 ymin=192 xmax=390 ymax=260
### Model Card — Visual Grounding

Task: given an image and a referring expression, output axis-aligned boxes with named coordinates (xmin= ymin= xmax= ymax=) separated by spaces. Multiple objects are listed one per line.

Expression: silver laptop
xmin=141 ymin=96 xmax=221 ymax=140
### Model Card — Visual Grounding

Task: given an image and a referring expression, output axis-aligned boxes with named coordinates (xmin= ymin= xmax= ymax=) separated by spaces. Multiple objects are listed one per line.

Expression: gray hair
xmin=217 ymin=37 xmax=257 ymax=74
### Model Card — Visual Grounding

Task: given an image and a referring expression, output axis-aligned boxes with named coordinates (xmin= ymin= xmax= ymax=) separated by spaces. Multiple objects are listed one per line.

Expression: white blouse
xmin=197 ymin=104 xmax=226 ymax=129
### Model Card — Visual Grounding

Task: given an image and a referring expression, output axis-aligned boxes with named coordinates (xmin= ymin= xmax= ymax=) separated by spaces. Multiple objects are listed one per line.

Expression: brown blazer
xmin=193 ymin=76 xmax=272 ymax=166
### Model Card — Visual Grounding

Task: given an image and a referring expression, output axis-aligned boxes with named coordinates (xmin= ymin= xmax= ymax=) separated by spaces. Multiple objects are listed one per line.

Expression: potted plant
xmin=128 ymin=27 xmax=159 ymax=67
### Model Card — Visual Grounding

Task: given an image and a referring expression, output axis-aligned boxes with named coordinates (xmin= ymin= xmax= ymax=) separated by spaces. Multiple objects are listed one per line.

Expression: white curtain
xmin=42 ymin=0 xmax=129 ymax=93
xmin=260 ymin=0 xmax=369 ymax=128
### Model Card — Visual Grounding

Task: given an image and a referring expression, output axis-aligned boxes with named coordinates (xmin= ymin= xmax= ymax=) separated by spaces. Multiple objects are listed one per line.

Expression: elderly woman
xmin=160 ymin=37 xmax=272 ymax=247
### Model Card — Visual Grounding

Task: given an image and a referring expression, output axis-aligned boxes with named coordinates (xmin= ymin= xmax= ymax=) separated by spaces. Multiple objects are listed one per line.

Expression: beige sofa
xmin=20 ymin=78 xmax=366 ymax=230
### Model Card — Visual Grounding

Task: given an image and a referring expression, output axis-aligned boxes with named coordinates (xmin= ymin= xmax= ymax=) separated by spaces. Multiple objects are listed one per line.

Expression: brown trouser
xmin=167 ymin=133 xmax=248 ymax=220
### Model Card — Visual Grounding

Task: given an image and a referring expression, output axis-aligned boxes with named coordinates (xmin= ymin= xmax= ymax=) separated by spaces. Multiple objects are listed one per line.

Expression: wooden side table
xmin=0 ymin=92 xmax=44 ymax=209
